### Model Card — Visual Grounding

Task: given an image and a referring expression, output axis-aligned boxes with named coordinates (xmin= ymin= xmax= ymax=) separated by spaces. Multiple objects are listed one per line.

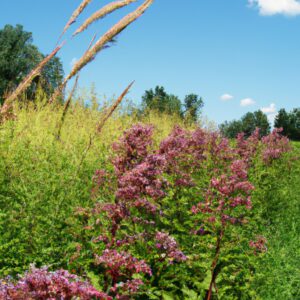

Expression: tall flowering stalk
xmin=192 ymin=159 xmax=254 ymax=300
xmin=76 ymin=124 xmax=187 ymax=298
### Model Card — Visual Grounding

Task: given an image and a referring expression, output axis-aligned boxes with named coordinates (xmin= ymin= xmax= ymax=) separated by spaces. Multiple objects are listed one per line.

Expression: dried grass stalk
xmin=56 ymin=75 xmax=80 ymax=140
xmin=96 ymin=80 xmax=134 ymax=132
xmin=76 ymin=81 xmax=134 ymax=174
xmin=74 ymin=0 xmax=138 ymax=36
xmin=50 ymin=0 xmax=153 ymax=103
xmin=49 ymin=34 xmax=96 ymax=104
xmin=60 ymin=0 xmax=93 ymax=39
xmin=1 ymin=44 xmax=63 ymax=114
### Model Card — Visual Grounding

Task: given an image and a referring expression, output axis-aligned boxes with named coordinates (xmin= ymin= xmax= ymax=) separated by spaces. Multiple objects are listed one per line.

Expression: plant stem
xmin=206 ymin=225 xmax=225 ymax=300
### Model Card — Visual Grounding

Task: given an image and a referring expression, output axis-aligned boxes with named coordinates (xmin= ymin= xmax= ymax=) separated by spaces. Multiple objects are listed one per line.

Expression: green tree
xmin=275 ymin=108 xmax=300 ymax=140
xmin=220 ymin=110 xmax=270 ymax=138
xmin=0 ymin=24 xmax=63 ymax=104
xmin=141 ymin=86 xmax=204 ymax=121
xmin=219 ymin=120 xmax=243 ymax=138
xmin=274 ymin=109 xmax=290 ymax=137
xmin=183 ymin=94 xmax=204 ymax=122
xmin=289 ymin=108 xmax=300 ymax=140
xmin=255 ymin=110 xmax=271 ymax=136
xmin=141 ymin=86 xmax=182 ymax=116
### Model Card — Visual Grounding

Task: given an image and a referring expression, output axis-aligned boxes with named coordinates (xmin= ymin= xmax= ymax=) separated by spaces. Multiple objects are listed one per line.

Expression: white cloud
xmin=261 ymin=103 xmax=276 ymax=113
xmin=267 ymin=113 xmax=277 ymax=124
xmin=249 ymin=0 xmax=300 ymax=16
xmin=220 ymin=94 xmax=234 ymax=101
xmin=70 ymin=57 xmax=78 ymax=68
xmin=240 ymin=98 xmax=256 ymax=107
xmin=261 ymin=103 xmax=277 ymax=124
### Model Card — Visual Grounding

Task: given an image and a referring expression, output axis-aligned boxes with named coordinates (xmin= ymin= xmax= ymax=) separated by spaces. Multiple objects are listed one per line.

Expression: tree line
xmin=0 ymin=24 xmax=204 ymax=123
xmin=219 ymin=109 xmax=300 ymax=140
xmin=1 ymin=24 xmax=298 ymax=140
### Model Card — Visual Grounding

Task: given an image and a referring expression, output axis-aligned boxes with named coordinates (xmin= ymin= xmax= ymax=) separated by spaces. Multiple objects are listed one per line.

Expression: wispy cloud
xmin=220 ymin=93 xmax=234 ymax=101
xmin=70 ymin=57 xmax=78 ymax=68
xmin=261 ymin=103 xmax=276 ymax=114
xmin=267 ymin=113 xmax=277 ymax=124
xmin=261 ymin=103 xmax=277 ymax=124
xmin=240 ymin=98 xmax=256 ymax=107
xmin=249 ymin=0 xmax=300 ymax=16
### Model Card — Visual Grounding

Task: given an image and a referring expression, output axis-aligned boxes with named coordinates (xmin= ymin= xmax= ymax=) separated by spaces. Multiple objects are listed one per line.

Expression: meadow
xmin=0 ymin=97 xmax=299 ymax=299
xmin=0 ymin=1 xmax=299 ymax=299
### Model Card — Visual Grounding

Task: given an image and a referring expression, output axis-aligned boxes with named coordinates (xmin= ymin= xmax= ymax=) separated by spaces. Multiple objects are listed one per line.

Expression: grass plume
xmin=59 ymin=0 xmax=93 ymax=41
xmin=50 ymin=0 xmax=154 ymax=103
xmin=73 ymin=0 xmax=138 ymax=36
xmin=96 ymin=80 xmax=134 ymax=132
xmin=76 ymin=81 xmax=135 ymax=173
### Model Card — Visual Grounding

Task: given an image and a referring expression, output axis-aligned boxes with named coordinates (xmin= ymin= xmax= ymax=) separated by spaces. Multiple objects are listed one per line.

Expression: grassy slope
xmin=253 ymin=142 xmax=300 ymax=299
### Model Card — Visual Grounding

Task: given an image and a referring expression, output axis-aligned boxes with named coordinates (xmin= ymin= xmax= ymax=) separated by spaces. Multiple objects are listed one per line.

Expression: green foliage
xmin=220 ymin=110 xmax=270 ymax=138
xmin=0 ymin=24 xmax=63 ymax=104
xmin=141 ymin=86 xmax=204 ymax=122
xmin=183 ymin=94 xmax=204 ymax=122
xmin=275 ymin=108 xmax=300 ymax=141
xmin=249 ymin=142 xmax=300 ymax=299
xmin=141 ymin=86 xmax=183 ymax=117
xmin=219 ymin=120 xmax=244 ymax=139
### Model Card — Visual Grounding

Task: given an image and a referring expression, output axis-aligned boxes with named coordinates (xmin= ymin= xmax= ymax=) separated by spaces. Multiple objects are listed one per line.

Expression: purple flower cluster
xmin=261 ymin=128 xmax=291 ymax=164
xmin=192 ymin=159 xmax=254 ymax=225
xmin=236 ymin=128 xmax=261 ymax=164
xmin=155 ymin=232 xmax=187 ymax=263
xmin=249 ymin=236 xmax=267 ymax=255
xmin=116 ymin=154 xmax=167 ymax=202
xmin=110 ymin=279 xmax=144 ymax=300
xmin=159 ymin=126 xmax=207 ymax=186
xmin=0 ymin=266 xmax=110 ymax=300
xmin=95 ymin=249 xmax=152 ymax=282
xmin=112 ymin=124 xmax=154 ymax=175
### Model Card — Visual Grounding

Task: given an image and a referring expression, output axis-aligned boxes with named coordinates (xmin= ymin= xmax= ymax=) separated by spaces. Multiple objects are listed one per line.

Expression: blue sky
xmin=0 ymin=0 xmax=300 ymax=124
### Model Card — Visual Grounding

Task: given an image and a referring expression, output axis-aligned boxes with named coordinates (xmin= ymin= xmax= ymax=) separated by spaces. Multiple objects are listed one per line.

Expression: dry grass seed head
xmin=57 ymin=0 xmax=153 ymax=95
xmin=74 ymin=0 xmax=138 ymax=36
xmin=50 ymin=0 xmax=153 ymax=104
xmin=61 ymin=0 xmax=93 ymax=38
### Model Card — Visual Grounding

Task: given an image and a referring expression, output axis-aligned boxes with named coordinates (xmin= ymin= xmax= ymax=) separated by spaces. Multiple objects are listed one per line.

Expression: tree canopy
xmin=220 ymin=110 xmax=270 ymax=138
xmin=0 ymin=24 xmax=64 ymax=104
xmin=275 ymin=108 xmax=300 ymax=141
xmin=141 ymin=86 xmax=203 ymax=122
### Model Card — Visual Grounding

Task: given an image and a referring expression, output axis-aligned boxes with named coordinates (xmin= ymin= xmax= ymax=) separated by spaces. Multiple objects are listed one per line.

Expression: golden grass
xmin=59 ymin=0 xmax=93 ymax=40
xmin=74 ymin=0 xmax=138 ymax=36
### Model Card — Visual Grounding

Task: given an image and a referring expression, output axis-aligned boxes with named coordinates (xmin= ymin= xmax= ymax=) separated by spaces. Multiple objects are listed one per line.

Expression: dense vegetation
xmin=0 ymin=97 xmax=299 ymax=299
